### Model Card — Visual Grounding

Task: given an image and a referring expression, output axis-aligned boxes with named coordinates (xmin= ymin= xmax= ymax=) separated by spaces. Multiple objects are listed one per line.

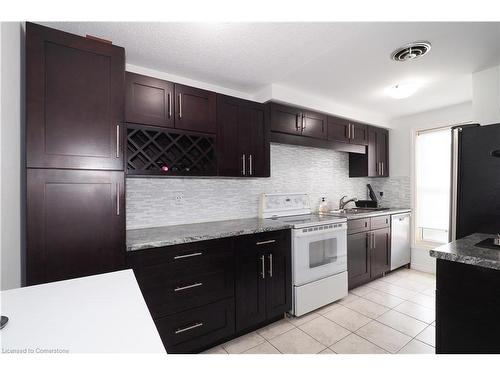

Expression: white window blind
xmin=415 ymin=127 xmax=451 ymax=244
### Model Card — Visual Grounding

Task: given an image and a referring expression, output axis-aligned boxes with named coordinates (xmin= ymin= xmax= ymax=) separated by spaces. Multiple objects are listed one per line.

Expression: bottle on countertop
xmin=318 ymin=197 xmax=329 ymax=214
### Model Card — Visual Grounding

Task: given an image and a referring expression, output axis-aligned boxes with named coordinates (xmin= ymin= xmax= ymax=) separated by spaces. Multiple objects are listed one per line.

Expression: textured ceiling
xmin=41 ymin=22 xmax=500 ymax=120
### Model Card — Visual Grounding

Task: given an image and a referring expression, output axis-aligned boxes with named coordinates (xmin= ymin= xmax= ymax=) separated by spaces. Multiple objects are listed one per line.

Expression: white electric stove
xmin=260 ymin=193 xmax=348 ymax=316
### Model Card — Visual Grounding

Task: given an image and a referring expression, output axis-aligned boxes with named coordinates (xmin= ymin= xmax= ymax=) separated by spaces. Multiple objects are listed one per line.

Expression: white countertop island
xmin=1 ymin=270 xmax=165 ymax=353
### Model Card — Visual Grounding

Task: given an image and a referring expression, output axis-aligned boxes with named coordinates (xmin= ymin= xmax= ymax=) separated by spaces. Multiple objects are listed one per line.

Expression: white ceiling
xmin=41 ymin=22 xmax=500 ymax=121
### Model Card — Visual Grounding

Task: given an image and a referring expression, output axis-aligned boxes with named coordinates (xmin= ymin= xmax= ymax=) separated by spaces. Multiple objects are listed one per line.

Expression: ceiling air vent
xmin=390 ymin=41 xmax=431 ymax=62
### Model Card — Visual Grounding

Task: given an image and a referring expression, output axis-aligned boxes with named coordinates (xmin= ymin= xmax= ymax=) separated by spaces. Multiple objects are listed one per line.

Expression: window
xmin=415 ymin=127 xmax=451 ymax=245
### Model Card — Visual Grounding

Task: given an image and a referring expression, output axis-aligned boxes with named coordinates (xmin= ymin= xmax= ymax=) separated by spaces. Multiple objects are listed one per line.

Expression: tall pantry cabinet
xmin=26 ymin=23 xmax=126 ymax=285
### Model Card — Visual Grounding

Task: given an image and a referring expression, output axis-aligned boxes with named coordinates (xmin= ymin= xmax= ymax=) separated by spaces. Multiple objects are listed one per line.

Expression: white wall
xmin=0 ymin=22 xmax=23 ymax=290
xmin=388 ymin=102 xmax=474 ymax=273
xmin=472 ymin=64 xmax=500 ymax=125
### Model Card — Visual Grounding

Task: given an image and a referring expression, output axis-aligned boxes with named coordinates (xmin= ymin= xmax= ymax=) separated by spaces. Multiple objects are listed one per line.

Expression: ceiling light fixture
xmin=386 ymin=82 xmax=421 ymax=99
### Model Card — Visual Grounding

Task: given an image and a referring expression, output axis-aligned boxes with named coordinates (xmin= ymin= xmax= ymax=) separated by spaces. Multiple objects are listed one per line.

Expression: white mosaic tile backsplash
xmin=126 ymin=143 xmax=410 ymax=229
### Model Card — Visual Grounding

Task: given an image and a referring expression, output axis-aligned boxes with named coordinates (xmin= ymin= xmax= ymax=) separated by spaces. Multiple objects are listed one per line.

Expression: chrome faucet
xmin=339 ymin=196 xmax=358 ymax=209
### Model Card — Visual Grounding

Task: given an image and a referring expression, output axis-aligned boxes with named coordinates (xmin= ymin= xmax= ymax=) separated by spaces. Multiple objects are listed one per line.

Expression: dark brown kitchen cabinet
xmin=270 ymin=103 xmax=327 ymax=139
xmin=175 ymin=84 xmax=216 ymax=134
xmin=370 ymin=227 xmax=391 ymax=277
xmin=351 ymin=122 xmax=369 ymax=146
xmin=347 ymin=232 xmax=371 ymax=289
xmin=269 ymin=103 xmax=303 ymax=135
xmin=349 ymin=126 xmax=389 ymax=177
xmin=125 ymin=72 xmax=174 ymax=128
xmin=301 ymin=110 xmax=327 ymax=139
xmin=327 ymin=117 xmax=368 ymax=146
xmin=217 ymin=95 xmax=270 ymax=177
xmin=26 ymin=169 xmax=125 ymax=286
xmin=235 ymin=230 xmax=291 ymax=332
xmin=347 ymin=217 xmax=391 ymax=289
xmin=128 ymin=229 xmax=291 ymax=353
xmin=327 ymin=116 xmax=350 ymax=143
xmin=125 ymin=73 xmax=216 ymax=134
xmin=26 ymin=22 xmax=125 ymax=170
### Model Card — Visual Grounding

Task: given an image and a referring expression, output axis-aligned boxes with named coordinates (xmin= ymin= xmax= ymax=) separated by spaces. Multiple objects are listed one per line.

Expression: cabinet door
xmin=174 ymin=84 xmax=216 ymax=134
xmin=27 ymin=169 xmax=125 ymax=286
xmin=376 ymin=128 xmax=389 ymax=177
xmin=217 ymin=95 xmax=241 ymax=176
xmin=351 ymin=123 xmax=368 ymax=146
xmin=327 ymin=116 xmax=350 ymax=143
xmin=270 ymin=103 xmax=302 ymax=135
xmin=125 ymin=72 xmax=174 ymax=128
xmin=367 ymin=126 xmax=378 ymax=177
xmin=242 ymin=102 xmax=270 ymax=177
xmin=234 ymin=243 xmax=266 ymax=331
xmin=301 ymin=111 xmax=327 ymax=139
xmin=370 ymin=228 xmax=391 ymax=278
xmin=264 ymin=233 xmax=292 ymax=318
xmin=26 ymin=22 xmax=125 ymax=170
xmin=347 ymin=232 xmax=371 ymax=289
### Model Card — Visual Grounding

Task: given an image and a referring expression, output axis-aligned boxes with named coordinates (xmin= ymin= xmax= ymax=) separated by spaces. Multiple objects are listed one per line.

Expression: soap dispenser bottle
xmin=318 ymin=197 xmax=329 ymax=214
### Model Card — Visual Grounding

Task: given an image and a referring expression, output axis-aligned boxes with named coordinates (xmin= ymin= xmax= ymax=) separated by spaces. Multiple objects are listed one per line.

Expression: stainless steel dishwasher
xmin=390 ymin=212 xmax=411 ymax=270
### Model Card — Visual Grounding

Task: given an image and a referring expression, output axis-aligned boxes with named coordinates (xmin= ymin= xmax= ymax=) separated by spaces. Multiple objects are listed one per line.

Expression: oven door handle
xmin=293 ymin=227 xmax=346 ymax=238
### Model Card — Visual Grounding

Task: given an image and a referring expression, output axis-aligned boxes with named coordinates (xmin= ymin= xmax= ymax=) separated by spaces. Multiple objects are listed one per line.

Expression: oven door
xmin=292 ymin=223 xmax=347 ymax=286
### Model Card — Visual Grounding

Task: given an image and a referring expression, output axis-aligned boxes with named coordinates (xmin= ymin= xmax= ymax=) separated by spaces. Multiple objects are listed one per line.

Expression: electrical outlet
xmin=172 ymin=191 xmax=184 ymax=203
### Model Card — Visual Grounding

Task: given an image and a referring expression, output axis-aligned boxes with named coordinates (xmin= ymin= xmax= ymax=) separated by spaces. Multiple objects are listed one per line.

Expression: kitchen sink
xmin=329 ymin=207 xmax=390 ymax=215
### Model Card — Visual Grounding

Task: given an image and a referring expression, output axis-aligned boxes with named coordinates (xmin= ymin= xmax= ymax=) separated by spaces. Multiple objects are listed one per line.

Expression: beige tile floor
xmin=203 ymin=268 xmax=436 ymax=354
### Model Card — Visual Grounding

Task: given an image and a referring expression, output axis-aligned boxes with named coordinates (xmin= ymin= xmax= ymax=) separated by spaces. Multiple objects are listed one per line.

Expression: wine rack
xmin=126 ymin=124 xmax=216 ymax=176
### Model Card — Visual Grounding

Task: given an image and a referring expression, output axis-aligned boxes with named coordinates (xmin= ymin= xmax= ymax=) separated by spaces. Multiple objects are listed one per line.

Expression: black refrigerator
xmin=450 ymin=123 xmax=500 ymax=240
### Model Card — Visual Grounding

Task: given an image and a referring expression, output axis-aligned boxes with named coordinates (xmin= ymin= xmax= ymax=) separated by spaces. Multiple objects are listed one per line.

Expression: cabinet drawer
xmin=136 ymin=265 xmax=234 ymax=318
xmin=371 ymin=215 xmax=390 ymax=230
xmin=127 ymin=238 xmax=233 ymax=268
xmin=347 ymin=218 xmax=370 ymax=234
xmin=237 ymin=229 xmax=289 ymax=249
xmin=155 ymin=298 xmax=235 ymax=353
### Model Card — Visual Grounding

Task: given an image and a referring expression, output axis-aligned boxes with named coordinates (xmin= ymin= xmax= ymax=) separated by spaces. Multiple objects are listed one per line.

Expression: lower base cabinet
xmin=436 ymin=259 xmax=500 ymax=354
xmin=235 ymin=230 xmax=292 ymax=332
xmin=347 ymin=216 xmax=391 ymax=289
xmin=155 ymin=298 xmax=235 ymax=354
xmin=128 ymin=229 xmax=291 ymax=353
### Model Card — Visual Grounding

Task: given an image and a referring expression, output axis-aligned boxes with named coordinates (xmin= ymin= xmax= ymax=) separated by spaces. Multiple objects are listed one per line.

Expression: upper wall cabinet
xmin=327 ymin=116 xmax=368 ymax=146
xmin=175 ymin=84 xmax=216 ymax=134
xmin=125 ymin=73 xmax=216 ymax=134
xmin=349 ymin=126 xmax=389 ymax=177
xmin=269 ymin=103 xmax=327 ymax=140
xmin=26 ymin=22 xmax=125 ymax=171
xmin=125 ymin=72 xmax=174 ymax=128
xmin=217 ymin=95 xmax=270 ymax=177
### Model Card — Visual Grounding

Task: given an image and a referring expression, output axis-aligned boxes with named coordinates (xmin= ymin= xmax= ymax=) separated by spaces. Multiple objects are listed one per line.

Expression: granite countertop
xmin=327 ymin=207 xmax=411 ymax=220
xmin=126 ymin=218 xmax=292 ymax=251
xmin=429 ymin=233 xmax=500 ymax=271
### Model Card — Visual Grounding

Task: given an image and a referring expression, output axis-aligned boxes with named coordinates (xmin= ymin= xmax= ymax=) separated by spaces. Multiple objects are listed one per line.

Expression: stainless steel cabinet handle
xmin=348 ymin=123 xmax=351 ymax=139
xmin=242 ymin=154 xmax=246 ymax=176
xmin=302 ymin=114 xmax=306 ymax=131
xmin=256 ymin=239 xmax=276 ymax=246
xmin=116 ymin=124 xmax=120 ymax=158
xmin=116 ymin=183 xmax=120 ymax=216
xmin=382 ymin=162 xmax=384 ymax=176
xmin=366 ymin=232 xmax=371 ymax=249
xmin=249 ymin=154 xmax=253 ymax=176
xmin=268 ymin=254 xmax=273 ymax=277
xmin=174 ymin=282 xmax=203 ymax=292
xmin=178 ymin=93 xmax=182 ymax=119
xmin=168 ymin=92 xmax=172 ymax=118
xmin=351 ymin=124 xmax=354 ymax=139
xmin=296 ymin=114 xmax=300 ymax=131
xmin=174 ymin=252 xmax=202 ymax=260
xmin=175 ymin=322 xmax=203 ymax=335
xmin=260 ymin=255 xmax=265 ymax=279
